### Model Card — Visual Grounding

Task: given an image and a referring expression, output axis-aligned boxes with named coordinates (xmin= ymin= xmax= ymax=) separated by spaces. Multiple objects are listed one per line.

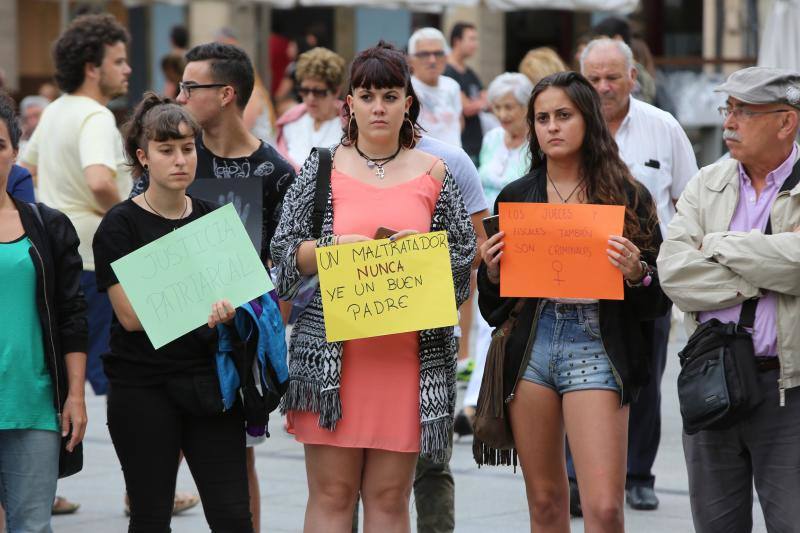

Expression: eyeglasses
xmin=413 ymin=50 xmax=446 ymax=60
xmin=298 ymin=87 xmax=331 ymax=98
xmin=178 ymin=82 xmax=228 ymax=98
xmin=717 ymin=106 xmax=792 ymax=120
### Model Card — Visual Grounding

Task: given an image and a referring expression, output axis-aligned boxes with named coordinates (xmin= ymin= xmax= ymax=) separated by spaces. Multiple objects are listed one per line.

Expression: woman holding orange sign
xmin=476 ymin=71 xmax=669 ymax=533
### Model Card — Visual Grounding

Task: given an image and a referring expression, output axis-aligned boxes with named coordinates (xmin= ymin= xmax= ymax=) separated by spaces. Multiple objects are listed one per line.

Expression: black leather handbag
xmin=677 ymin=298 xmax=764 ymax=434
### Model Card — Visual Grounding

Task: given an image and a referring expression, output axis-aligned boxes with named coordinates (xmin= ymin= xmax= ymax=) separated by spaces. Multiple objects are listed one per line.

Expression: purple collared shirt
xmin=698 ymin=144 xmax=797 ymax=357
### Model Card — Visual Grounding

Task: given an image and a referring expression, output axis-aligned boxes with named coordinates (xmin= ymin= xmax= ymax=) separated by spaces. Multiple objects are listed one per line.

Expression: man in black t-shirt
xmin=176 ymin=43 xmax=296 ymax=264
xmin=175 ymin=42 xmax=294 ymax=533
xmin=443 ymin=22 xmax=488 ymax=164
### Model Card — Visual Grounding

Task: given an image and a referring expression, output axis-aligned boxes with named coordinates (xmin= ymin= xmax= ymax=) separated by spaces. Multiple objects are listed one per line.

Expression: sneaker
xmin=456 ymin=359 xmax=475 ymax=382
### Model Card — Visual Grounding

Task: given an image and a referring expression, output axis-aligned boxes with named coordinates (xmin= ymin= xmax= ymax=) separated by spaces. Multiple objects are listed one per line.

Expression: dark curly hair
xmin=185 ymin=43 xmax=254 ymax=110
xmin=53 ymin=14 xmax=130 ymax=94
xmin=341 ymin=41 xmax=422 ymax=149
xmin=0 ymin=91 xmax=22 ymax=151
xmin=528 ymin=71 xmax=657 ymax=252
xmin=121 ymin=92 xmax=200 ymax=178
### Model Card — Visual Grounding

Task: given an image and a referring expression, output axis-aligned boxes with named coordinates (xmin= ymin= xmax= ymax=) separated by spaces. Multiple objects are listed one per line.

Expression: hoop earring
xmin=347 ymin=114 xmax=356 ymax=145
xmin=402 ymin=113 xmax=415 ymax=149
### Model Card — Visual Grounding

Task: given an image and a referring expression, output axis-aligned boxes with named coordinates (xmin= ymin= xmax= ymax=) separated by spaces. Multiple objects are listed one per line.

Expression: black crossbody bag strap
xmin=737 ymin=215 xmax=773 ymax=329
xmin=311 ymin=147 xmax=332 ymax=239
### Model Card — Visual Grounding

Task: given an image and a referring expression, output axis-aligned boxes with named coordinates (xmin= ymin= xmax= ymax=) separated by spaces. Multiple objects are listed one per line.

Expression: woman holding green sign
xmin=271 ymin=42 xmax=476 ymax=533
xmin=476 ymin=71 xmax=669 ymax=532
xmin=93 ymin=93 xmax=253 ymax=532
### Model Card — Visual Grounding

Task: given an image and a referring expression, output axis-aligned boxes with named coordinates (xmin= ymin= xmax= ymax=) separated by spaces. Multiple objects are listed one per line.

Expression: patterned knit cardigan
xmin=271 ymin=145 xmax=476 ymax=462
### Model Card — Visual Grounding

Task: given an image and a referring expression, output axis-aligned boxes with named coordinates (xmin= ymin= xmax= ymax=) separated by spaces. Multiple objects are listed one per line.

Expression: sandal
xmin=52 ymin=495 xmax=80 ymax=515
xmin=172 ymin=492 xmax=200 ymax=515
xmin=123 ymin=492 xmax=200 ymax=517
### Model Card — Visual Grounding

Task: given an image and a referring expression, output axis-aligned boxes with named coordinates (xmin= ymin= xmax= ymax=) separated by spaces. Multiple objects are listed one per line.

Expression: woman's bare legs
xmin=303 ymin=444 xmax=363 ymax=533
xmin=563 ymin=390 xmax=628 ymax=533
xmin=360 ymin=449 xmax=417 ymax=533
xmin=508 ymin=380 xmax=570 ymax=533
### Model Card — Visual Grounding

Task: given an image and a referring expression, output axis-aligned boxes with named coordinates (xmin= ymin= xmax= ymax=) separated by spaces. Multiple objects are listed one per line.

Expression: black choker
xmin=354 ymin=142 xmax=402 ymax=179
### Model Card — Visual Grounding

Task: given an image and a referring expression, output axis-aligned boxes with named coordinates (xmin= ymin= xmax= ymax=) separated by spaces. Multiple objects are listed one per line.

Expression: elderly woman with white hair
xmin=478 ymin=72 xmax=534 ymax=207
xmin=454 ymin=72 xmax=534 ymax=437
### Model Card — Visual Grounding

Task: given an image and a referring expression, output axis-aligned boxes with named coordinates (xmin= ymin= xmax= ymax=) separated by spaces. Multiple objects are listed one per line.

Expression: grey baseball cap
xmin=715 ymin=66 xmax=800 ymax=109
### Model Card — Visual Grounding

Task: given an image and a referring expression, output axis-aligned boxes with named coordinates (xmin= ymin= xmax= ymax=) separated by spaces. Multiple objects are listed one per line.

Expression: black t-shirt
xmin=194 ymin=135 xmax=296 ymax=262
xmin=443 ymin=64 xmax=484 ymax=159
xmin=93 ymin=198 xmax=220 ymax=386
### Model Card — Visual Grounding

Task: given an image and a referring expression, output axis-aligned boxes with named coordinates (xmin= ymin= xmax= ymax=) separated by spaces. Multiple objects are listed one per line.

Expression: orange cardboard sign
xmin=499 ymin=203 xmax=625 ymax=300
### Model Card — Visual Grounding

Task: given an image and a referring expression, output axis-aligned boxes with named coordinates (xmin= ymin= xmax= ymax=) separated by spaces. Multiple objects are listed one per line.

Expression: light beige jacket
xmin=657 ymin=150 xmax=800 ymax=398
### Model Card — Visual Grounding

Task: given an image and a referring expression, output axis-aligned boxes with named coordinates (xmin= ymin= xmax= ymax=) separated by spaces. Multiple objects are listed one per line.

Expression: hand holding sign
xmin=315 ymin=231 xmax=458 ymax=342
xmin=111 ymin=203 xmax=273 ymax=348
xmin=499 ymin=203 xmax=626 ymax=300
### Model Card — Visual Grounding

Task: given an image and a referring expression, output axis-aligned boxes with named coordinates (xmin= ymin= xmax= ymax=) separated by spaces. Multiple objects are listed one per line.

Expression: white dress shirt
xmin=614 ymin=97 xmax=698 ymax=237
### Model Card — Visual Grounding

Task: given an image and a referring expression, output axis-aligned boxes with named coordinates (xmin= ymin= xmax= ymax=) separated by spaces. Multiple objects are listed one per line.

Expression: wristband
xmin=626 ymin=261 xmax=652 ymax=288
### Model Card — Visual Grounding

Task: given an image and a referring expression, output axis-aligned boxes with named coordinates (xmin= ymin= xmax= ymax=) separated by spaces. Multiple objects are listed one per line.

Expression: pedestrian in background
xmin=95 ymin=93 xmax=253 ymax=532
xmin=409 ymin=28 xmax=463 ymax=147
xmin=444 ymin=22 xmax=487 ymax=165
xmin=658 ymin=67 xmax=800 ymax=533
xmin=459 ymin=72 xmax=533 ymax=436
xmin=518 ymin=47 xmax=567 ymax=86
xmin=276 ymin=47 xmax=346 ymax=171
xmin=570 ymin=37 xmax=697 ymax=514
xmin=0 ymin=91 xmax=88 ymax=533
xmin=20 ymin=13 xmax=132 ymax=401
xmin=477 ymin=71 xmax=669 ymax=532
xmin=272 ymin=41 xmax=475 ymax=533
xmin=18 ymin=95 xmax=49 ymax=155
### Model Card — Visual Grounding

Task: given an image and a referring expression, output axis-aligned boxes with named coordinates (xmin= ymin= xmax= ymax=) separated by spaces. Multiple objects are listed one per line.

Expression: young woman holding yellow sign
xmin=476 ymin=71 xmax=669 ymax=533
xmin=271 ymin=42 xmax=475 ymax=533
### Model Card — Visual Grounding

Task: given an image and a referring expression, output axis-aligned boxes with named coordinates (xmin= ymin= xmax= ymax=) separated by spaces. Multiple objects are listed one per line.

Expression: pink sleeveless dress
xmin=287 ymin=166 xmax=443 ymax=452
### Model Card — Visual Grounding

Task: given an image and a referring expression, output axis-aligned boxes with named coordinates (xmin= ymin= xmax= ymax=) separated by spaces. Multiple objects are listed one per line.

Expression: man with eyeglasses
xmin=409 ymin=28 xmax=463 ymax=148
xmin=658 ymin=67 xmax=800 ymax=533
xmin=128 ymin=42 xmax=295 ymax=533
xmin=572 ymin=37 xmax=698 ymax=514
xmin=132 ymin=42 xmax=295 ymax=266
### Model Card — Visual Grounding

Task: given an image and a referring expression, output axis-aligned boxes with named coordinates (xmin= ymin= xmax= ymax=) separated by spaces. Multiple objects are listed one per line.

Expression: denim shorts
xmin=521 ymin=302 xmax=621 ymax=394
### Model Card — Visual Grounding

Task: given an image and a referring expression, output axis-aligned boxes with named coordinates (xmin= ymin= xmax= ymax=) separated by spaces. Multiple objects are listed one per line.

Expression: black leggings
xmin=107 ymin=382 xmax=253 ymax=533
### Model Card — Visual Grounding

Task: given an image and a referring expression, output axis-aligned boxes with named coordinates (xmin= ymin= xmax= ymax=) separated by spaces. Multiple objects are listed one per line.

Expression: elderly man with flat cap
xmin=658 ymin=67 xmax=800 ymax=533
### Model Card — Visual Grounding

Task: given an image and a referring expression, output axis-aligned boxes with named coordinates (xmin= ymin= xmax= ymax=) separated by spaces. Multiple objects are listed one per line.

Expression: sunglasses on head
xmin=298 ymin=87 xmax=331 ymax=98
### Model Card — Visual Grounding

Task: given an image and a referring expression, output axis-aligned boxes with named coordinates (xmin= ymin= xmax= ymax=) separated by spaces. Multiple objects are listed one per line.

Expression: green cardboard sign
xmin=111 ymin=203 xmax=273 ymax=349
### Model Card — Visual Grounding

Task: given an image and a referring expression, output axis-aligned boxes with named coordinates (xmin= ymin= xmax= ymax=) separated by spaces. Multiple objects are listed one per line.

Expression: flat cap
xmin=715 ymin=66 xmax=800 ymax=109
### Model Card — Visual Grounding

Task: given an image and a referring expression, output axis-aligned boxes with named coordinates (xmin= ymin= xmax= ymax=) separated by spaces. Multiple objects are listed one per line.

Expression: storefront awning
xmin=123 ymin=0 xmax=637 ymax=12
xmin=758 ymin=0 xmax=800 ymax=72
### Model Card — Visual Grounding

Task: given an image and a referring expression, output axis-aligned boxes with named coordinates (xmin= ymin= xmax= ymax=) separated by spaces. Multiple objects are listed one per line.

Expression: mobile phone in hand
xmin=482 ymin=215 xmax=500 ymax=239
xmin=374 ymin=226 xmax=398 ymax=240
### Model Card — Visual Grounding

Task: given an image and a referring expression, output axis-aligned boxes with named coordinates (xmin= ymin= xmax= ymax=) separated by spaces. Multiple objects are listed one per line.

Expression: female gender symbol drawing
xmin=552 ymin=261 xmax=565 ymax=285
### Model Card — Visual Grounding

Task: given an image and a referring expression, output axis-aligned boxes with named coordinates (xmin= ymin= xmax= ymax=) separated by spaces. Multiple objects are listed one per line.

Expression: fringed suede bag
xmin=473 ymin=299 xmax=526 ymax=469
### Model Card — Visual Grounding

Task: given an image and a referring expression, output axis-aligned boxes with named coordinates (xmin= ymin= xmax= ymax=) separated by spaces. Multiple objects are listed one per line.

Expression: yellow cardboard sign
xmin=315 ymin=231 xmax=458 ymax=342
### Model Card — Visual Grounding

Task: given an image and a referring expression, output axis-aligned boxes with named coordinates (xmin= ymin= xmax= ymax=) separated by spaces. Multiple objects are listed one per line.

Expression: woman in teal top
xmin=0 ymin=92 xmax=88 ymax=533
xmin=478 ymin=73 xmax=534 ymax=207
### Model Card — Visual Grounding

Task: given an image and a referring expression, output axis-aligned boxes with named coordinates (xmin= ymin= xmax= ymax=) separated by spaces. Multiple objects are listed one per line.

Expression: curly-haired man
xmin=21 ymin=13 xmax=132 ymax=399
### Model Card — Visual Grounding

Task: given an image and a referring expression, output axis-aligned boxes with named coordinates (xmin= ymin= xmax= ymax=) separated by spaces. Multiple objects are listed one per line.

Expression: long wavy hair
xmin=341 ymin=41 xmax=422 ymax=148
xmin=528 ymin=71 xmax=656 ymax=251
